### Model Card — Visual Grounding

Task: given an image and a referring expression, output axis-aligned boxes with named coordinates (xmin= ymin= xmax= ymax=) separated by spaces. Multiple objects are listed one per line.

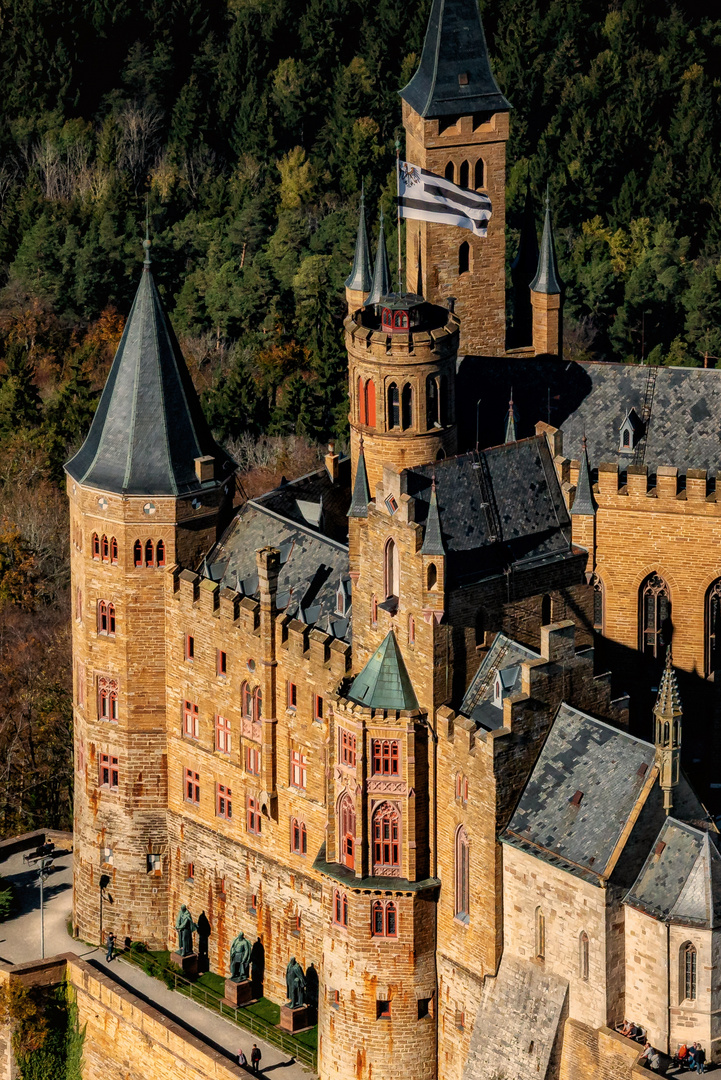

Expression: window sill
xmin=454 ymin=913 xmax=470 ymax=927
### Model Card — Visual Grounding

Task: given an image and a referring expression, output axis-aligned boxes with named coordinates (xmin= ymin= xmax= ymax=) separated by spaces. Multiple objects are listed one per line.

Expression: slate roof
xmin=625 ymin=818 xmax=721 ymax=929
xmin=347 ymin=631 xmax=419 ymax=711
xmin=460 ymin=632 xmax=539 ymax=731
xmin=407 ymin=435 xmax=575 ymax=586
xmin=420 ymin=480 xmax=445 ymax=555
xmin=530 ymin=199 xmax=562 ymax=295
xmin=207 ymin=497 xmax=351 ymax=639
xmin=345 ymin=188 xmax=372 ymax=294
xmin=400 ymin=0 xmax=511 ymax=119
xmin=501 ymin=703 xmax=658 ymax=884
xmin=66 ymin=262 xmax=232 ymax=496
xmin=252 ymin=458 xmax=351 ymax=545
xmin=348 ymin=445 xmax=371 ymax=518
xmin=570 ymin=440 xmax=596 ymax=517
xmin=366 ymin=210 xmax=391 ymax=307
xmin=458 ymin=356 xmax=721 ymax=477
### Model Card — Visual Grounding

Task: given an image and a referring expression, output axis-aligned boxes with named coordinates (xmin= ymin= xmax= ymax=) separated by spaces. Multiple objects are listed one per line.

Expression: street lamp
xmin=99 ymin=874 xmax=113 ymax=949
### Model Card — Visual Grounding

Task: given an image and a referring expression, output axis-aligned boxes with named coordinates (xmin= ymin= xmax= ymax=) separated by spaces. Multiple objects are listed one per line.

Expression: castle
xmin=65 ymin=1 xmax=721 ymax=1077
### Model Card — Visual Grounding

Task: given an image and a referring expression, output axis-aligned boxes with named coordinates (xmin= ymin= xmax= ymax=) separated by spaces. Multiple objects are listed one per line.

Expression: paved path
xmin=0 ymin=847 xmax=315 ymax=1079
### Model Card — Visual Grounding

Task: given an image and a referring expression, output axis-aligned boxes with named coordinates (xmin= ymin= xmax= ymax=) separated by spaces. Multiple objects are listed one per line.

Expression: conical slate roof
xmin=421 ymin=479 xmax=445 ymax=555
xmin=531 ymin=193 xmax=562 ymax=295
xmin=654 ymin=649 xmax=683 ymax=721
xmin=570 ymin=438 xmax=596 ymax=516
xmin=345 ymin=187 xmax=372 ymax=294
xmin=66 ymin=258 xmax=230 ymax=496
xmin=348 ymin=631 xmax=419 ymax=711
xmin=400 ymin=0 xmax=511 ymax=119
xmin=365 ymin=211 xmax=391 ymax=307
xmin=504 ymin=393 xmax=517 ymax=444
xmin=348 ymin=442 xmax=371 ymax=518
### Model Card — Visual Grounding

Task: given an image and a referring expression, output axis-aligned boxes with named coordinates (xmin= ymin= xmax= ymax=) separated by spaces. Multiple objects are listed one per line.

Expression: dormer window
xmin=619 ymin=409 xmax=641 ymax=452
xmin=494 ymin=674 xmax=502 ymax=706
xmin=336 ymin=580 xmax=350 ymax=617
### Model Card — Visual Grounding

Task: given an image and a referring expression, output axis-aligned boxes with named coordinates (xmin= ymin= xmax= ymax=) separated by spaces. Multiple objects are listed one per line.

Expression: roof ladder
xmin=632 ymin=365 xmax=658 ymax=466
xmin=472 ymin=450 xmax=501 ymax=544
xmin=464 ymin=637 xmax=512 ymax=715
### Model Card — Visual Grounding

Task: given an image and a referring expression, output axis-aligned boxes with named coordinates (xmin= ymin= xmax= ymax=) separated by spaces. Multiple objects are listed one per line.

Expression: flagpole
xmin=395 ymin=138 xmax=402 ymax=294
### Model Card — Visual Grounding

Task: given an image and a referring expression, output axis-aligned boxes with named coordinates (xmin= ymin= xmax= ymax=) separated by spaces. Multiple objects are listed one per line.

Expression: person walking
xmin=105 ymin=932 xmax=115 ymax=962
xmin=237 ymin=1047 xmax=247 ymax=1068
xmin=250 ymin=1044 xmax=261 ymax=1074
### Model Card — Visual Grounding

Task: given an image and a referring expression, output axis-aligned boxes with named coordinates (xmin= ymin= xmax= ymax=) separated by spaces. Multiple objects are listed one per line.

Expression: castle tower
xmin=653 ymin=649 xmax=682 ymax=815
xmin=400 ymin=0 xmax=511 ymax=356
xmin=345 ymin=187 xmax=372 ymax=313
xmin=319 ymin=632 xmax=436 ymax=1080
xmin=569 ymin=435 xmax=597 ymax=561
xmin=346 ymin=293 xmax=459 ymax=495
xmin=530 ymin=191 xmax=563 ymax=356
xmin=65 ymin=240 xmax=234 ymax=946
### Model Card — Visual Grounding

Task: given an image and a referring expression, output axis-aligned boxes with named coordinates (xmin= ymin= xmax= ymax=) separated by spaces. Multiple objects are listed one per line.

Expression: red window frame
xmin=134 ymin=540 xmax=142 ymax=567
xmin=291 ymin=817 xmax=307 ymax=855
xmin=247 ymin=795 xmax=261 ymax=835
xmin=373 ymin=804 xmax=400 ymax=869
xmin=372 ymin=899 xmax=398 ymax=937
xmin=92 ymin=533 xmax=100 ymax=559
xmin=101 ymin=534 xmax=109 ymax=562
xmin=215 ymin=714 xmax=231 ymax=754
xmin=98 ymin=678 xmax=118 ymax=722
xmin=110 ymin=536 xmax=118 ymax=563
xmin=98 ymin=600 xmax=108 ymax=634
xmin=187 ymin=862 xmax=194 ymax=880
xmin=314 ymin=695 xmax=324 ymax=723
xmin=108 ymin=603 xmax=115 ymax=636
xmin=371 ymin=739 xmax=399 ymax=776
xmin=339 ymin=729 xmax=356 ymax=768
xmin=184 ymin=767 xmax=200 ymax=804
xmin=156 ymin=539 xmax=165 ymax=566
xmin=253 ymin=686 xmax=262 ymax=721
xmin=287 ymin=681 xmax=297 ymax=710
xmin=217 ymin=650 xmax=227 ymax=677
xmin=245 ymin=746 xmax=261 ymax=775
xmin=339 ymin=793 xmax=356 ymax=870
xmin=100 ymin=753 xmax=119 ymax=789
xmin=290 ymin=749 xmax=307 ymax=790
xmin=216 ymin=782 xmax=232 ymax=820
xmin=333 ymin=889 xmax=348 ymax=927
xmin=241 ymin=682 xmax=252 ymax=718
xmin=145 ymin=539 xmax=154 ymax=567
xmin=183 ymin=700 xmax=199 ymax=739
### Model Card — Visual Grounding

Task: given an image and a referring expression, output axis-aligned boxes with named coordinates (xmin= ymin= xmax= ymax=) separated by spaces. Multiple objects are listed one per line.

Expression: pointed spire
xmin=365 ymin=209 xmax=391 ymax=307
xmin=345 ymin=184 xmax=372 ymax=294
xmin=654 ymin=648 xmax=682 ymax=816
xmin=65 ymin=256 xmax=231 ymax=496
xmin=421 ymin=475 xmax=445 ymax=555
xmin=143 ymin=198 xmax=151 ymax=267
xmin=349 ymin=438 xmax=371 ymax=518
xmin=655 ymin=648 xmax=683 ymax=725
xmin=400 ymin=0 xmax=511 ymax=119
xmin=570 ymin=436 xmax=596 ymax=516
xmin=347 ymin=630 xmax=419 ymax=711
xmin=531 ymin=186 xmax=562 ymax=295
xmin=504 ymin=389 xmax=517 ymax=444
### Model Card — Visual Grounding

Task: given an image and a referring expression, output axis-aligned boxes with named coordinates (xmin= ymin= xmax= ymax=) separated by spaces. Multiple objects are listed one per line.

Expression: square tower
xmin=400 ymin=0 xmax=511 ymax=357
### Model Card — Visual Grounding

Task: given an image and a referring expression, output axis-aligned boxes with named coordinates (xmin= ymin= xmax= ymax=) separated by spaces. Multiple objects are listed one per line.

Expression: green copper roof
xmin=348 ymin=631 xmax=419 ymax=711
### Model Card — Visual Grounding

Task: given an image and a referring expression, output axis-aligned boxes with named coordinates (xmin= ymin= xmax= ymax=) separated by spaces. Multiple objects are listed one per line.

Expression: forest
xmin=0 ymin=0 xmax=720 ymax=835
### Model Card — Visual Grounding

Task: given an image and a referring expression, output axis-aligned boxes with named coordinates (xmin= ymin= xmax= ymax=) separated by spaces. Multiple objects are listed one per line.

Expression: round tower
xmin=346 ymin=293 xmax=459 ymax=496
xmin=66 ymin=245 xmax=234 ymax=947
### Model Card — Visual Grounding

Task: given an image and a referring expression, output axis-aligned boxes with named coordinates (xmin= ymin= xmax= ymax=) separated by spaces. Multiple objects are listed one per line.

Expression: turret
xmin=400 ymin=0 xmax=511 ymax=355
xmin=653 ymin=649 xmax=682 ymax=815
xmin=66 ymin=238 xmax=235 ymax=946
xmin=365 ymin=208 xmax=391 ymax=307
xmin=530 ymin=188 xmax=563 ymax=357
xmin=345 ymin=187 xmax=372 ymax=313
xmin=569 ymin=435 xmax=597 ymax=559
xmin=346 ymin=292 xmax=459 ymax=494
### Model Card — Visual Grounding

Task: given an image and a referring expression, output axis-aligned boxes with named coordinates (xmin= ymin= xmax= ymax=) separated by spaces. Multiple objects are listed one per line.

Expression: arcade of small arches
xmin=133 ymin=538 xmax=166 ymax=568
xmin=356 ymin=372 xmax=451 ymax=433
xmin=590 ymin=570 xmax=721 ymax=676
xmin=444 ymin=157 xmax=485 ymax=191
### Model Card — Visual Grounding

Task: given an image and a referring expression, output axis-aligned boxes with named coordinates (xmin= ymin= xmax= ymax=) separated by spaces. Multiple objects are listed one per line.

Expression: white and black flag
xmin=397 ymin=161 xmax=492 ymax=237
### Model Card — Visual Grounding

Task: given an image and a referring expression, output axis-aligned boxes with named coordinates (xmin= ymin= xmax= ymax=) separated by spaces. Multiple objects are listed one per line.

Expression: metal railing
xmin=122 ymin=950 xmax=317 ymax=1072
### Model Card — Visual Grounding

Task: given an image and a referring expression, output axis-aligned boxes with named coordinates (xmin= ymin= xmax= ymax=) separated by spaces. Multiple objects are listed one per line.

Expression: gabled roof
xmin=347 ymin=631 xmax=419 ymax=711
xmin=400 ymin=0 xmax=511 ymax=119
xmin=501 ymin=703 xmax=658 ymax=884
xmin=625 ymin=818 xmax=721 ymax=929
xmin=66 ymin=261 xmax=231 ymax=496
xmin=345 ymin=187 xmax=372 ymax=294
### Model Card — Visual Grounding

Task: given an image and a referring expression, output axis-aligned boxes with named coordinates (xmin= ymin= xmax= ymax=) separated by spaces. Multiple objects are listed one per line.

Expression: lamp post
xmin=99 ymin=874 xmax=111 ymax=949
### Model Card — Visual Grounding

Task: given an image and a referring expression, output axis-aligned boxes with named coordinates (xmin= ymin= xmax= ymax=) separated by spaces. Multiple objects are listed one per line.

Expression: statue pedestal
xmin=170 ymin=952 xmax=198 ymax=979
xmin=197 ymin=954 xmax=209 ymax=974
xmin=223 ymin=979 xmax=253 ymax=1008
xmin=280 ymin=1004 xmax=315 ymax=1033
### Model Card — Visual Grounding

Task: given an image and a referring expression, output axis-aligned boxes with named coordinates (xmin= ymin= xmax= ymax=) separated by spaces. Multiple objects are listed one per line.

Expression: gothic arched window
xmin=366 ymin=379 xmax=376 ymax=427
xmin=455 ymin=825 xmax=469 ymax=918
xmin=401 ymin=383 xmax=413 ymax=429
xmin=372 ymin=802 xmax=400 ymax=870
xmin=92 ymin=533 xmax=100 ymax=559
xmin=427 ymin=562 xmax=437 ymax=590
xmin=338 ymin=793 xmax=355 ymax=870
xmin=133 ymin=540 xmax=142 ymax=567
xmin=541 ymin=594 xmax=552 ymax=626
xmin=535 ymin=907 xmax=545 ymax=960
xmin=579 ymin=931 xmax=589 ymax=981
xmin=427 ymin=376 xmax=439 ymax=428
xmin=241 ymin=681 xmax=252 ymax=718
xmin=474 ymin=159 xmax=485 ymax=189
xmin=156 ymin=539 xmax=165 ymax=567
xmin=459 ymin=241 xmax=470 ymax=275
xmin=253 ymin=686 xmax=263 ymax=721
xmin=384 ymin=538 xmax=399 ymax=599
xmin=145 ymin=539 xmax=154 ymax=567
xmin=98 ymin=600 xmax=108 ymax=634
xmin=706 ymin=578 xmax=721 ymax=676
xmin=444 ymin=161 xmax=455 ymax=182
xmin=388 ymin=383 xmax=400 ymax=429
xmin=640 ymin=573 xmax=671 ymax=658
xmin=101 ymin=534 xmax=109 ymax=562
xmin=110 ymin=537 xmax=118 ymax=564
xmin=681 ymin=941 xmax=697 ymax=1001
xmin=459 ymin=160 xmax=469 ymax=189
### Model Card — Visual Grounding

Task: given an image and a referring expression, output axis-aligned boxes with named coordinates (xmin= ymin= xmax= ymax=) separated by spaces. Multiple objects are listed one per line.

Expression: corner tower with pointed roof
xmin=400 ymin=0 xmax=511 ymax=355
xmin=530 ymin=189 xmax=563 ymax=357
xmin=66 ymin=240 xmax=235 ymax=947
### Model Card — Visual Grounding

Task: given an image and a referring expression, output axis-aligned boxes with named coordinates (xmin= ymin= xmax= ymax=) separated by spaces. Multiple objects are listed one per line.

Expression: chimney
xmin=195 ymin=455 xmax=215 ymax=483
xmin=325 ymin=441 xmax=339 ymax=483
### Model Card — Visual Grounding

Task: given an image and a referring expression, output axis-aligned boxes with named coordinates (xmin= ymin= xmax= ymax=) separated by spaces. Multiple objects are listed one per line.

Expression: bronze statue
xmin=230 ymin=930 xmax=252 ymax=982
xmin=175 ymin=904 xmax=197 ymax=957
xmin=285 ymin=956 xmax=306 ymax=1009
